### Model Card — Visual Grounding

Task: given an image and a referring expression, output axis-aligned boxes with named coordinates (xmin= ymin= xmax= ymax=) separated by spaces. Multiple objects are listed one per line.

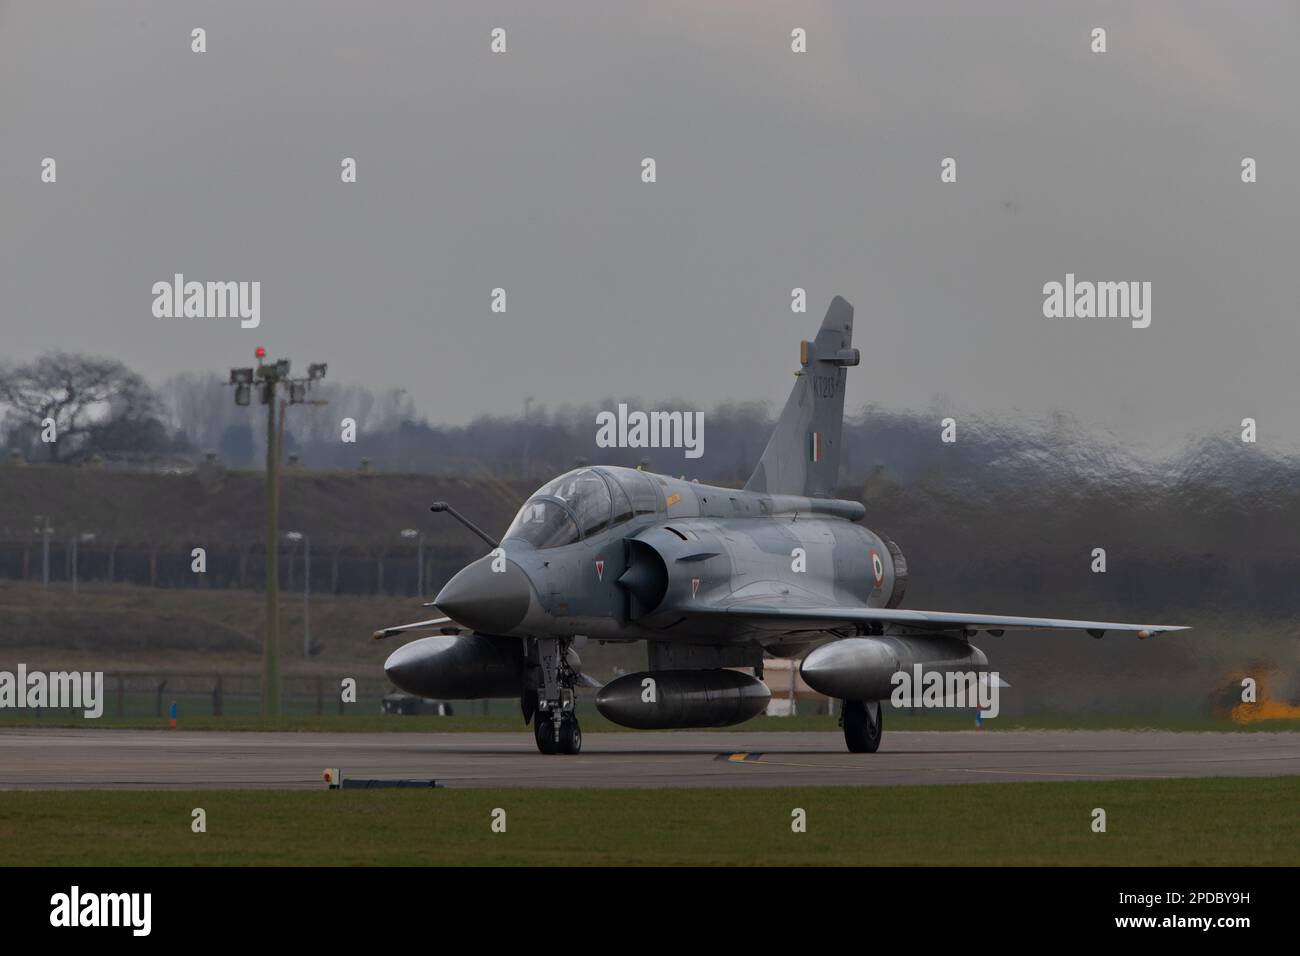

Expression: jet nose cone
xmin=435 ymin=554 xmax=531 ymax=634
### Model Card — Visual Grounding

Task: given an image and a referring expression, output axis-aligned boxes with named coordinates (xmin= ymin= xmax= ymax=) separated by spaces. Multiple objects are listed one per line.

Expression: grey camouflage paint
xmin=500 ymin=463 xmax=899 ymax=656
xmin=744 ymin=296 xmax=858 ymax=499
xmin=384 ymin=294 xmax=1184 ymax=705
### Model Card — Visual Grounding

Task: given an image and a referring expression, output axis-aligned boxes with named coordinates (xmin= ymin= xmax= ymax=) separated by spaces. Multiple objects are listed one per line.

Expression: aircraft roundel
xmin=869 ymin=548 xmax=884 ymax=588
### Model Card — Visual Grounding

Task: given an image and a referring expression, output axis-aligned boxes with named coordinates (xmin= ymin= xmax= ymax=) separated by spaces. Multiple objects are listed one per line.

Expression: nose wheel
xmin=559 ymin=714 xmax=582 ymax=754
xmin=841 ymin=699 xmax=883 ymax=753
xmin=534 ymin=711 xmax=582 ymax=755
xmin=533 ymin=713 xmax=558 ymax=754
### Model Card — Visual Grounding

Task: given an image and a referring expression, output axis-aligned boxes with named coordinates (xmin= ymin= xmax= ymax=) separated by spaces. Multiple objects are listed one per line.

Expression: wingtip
xmin=1138 ymin=625 xmax=1191 ymax=639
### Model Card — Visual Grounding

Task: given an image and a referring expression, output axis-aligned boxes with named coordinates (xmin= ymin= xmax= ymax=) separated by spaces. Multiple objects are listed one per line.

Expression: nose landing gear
xmin=532 ymin=636 xmax=583 ymax=755
xmin=534 ymin=710 xmax=582 ymax=754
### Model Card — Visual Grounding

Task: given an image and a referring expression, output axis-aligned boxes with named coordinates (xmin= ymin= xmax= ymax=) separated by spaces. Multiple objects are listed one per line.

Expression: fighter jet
xmin=376 ymin=296 xmax=1186 ymax=754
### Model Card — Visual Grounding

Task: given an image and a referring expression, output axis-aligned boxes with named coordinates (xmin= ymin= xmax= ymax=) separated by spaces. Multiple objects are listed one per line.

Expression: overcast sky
xmin=2 ymin=1 xmax=1297 ymax=454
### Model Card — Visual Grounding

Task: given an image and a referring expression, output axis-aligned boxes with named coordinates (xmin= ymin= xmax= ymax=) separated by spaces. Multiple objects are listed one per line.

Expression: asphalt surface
xmin=0 ymin=728 xmax=1296 ymax=789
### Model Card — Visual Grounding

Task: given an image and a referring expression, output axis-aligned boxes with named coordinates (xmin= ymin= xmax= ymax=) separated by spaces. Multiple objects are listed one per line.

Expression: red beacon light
xmin=255 ymin=347 xmax=266 ymax=359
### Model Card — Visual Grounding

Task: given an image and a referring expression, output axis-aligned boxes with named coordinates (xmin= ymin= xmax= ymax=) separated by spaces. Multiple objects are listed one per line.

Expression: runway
xmin=0 ymin=728 xmax=1297 ymax=789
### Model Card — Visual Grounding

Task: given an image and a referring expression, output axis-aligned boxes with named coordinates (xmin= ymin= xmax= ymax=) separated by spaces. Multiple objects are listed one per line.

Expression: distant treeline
xmin=3 ymin=356 xmax=1297 ymax=620
xmin=0 ymin=428 xmax=1296 ymax=621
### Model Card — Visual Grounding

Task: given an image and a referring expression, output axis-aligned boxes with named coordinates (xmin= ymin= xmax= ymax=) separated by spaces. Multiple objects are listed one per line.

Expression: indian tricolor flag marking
xmin=809 ymin=431 xmax=823 ymax=463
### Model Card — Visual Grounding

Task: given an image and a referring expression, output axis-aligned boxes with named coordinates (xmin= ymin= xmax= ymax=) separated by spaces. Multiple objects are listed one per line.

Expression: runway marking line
xmin=720 ymin=755 xmax=1184 ymax=779
xmin=947 ymin=767 xmax=1181 ymax=780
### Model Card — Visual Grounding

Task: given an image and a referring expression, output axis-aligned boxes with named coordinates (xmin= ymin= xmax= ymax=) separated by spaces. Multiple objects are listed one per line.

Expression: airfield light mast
xmin=228 ymin=352 xmax=328 ymax=715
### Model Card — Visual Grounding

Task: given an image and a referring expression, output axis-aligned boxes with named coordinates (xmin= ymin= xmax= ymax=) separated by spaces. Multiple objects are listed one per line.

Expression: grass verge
xmin=0 ymin=777 xmax=1294 ymax=866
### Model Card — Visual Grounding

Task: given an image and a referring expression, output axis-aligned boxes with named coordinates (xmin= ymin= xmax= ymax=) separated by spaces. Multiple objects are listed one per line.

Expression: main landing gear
xmin=531 ymin=636 xmax=582 ymax=755
xmin=841 ymin=699 xmax=883 ymax=753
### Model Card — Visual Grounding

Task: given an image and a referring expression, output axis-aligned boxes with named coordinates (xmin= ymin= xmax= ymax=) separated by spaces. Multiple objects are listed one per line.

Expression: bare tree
xmin=0 ymin=353 xmax=158 ymax=461
xmin=158 ymin=371 xmax=241 ymax=451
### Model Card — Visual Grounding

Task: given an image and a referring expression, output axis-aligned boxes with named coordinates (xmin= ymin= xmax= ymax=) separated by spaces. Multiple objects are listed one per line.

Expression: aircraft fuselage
xmin=436 ymin=466 xmax=905 ymax=650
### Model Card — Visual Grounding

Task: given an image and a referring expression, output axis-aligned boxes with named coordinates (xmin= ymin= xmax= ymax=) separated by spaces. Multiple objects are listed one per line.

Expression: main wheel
xmin=533 ymin=713 xmax=558 ymax=754
xmin=842 ymin=699 xmax=883 ymax=753
xmin=558 ymin=715 xmax=582 ymax=755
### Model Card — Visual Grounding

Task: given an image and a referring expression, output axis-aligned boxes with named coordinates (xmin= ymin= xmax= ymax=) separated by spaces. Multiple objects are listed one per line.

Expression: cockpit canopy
xmin=503 ymin=467 xmax=662 ymax=549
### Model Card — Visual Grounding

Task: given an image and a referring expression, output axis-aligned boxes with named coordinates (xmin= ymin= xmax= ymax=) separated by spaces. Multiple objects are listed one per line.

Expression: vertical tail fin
xmin=744 ymin=296 xmax=857 ymax=498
